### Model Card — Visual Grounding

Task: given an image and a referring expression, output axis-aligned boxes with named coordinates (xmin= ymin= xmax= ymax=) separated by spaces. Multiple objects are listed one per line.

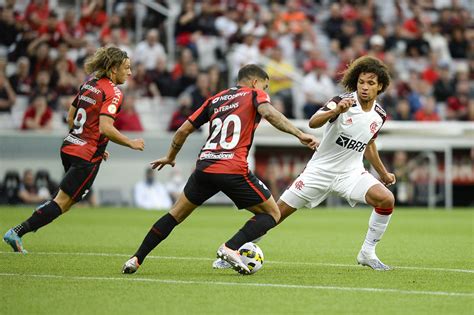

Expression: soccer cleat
xmin=212 ymin=258 xmax=232 ymax=269
xmin=357 ymin=251 xmax=392 ymax=271
xmin=216 ymin=244 xmax=250 ymax=275
xmin=122 ymin=256 xmax=140 ymax=274
xmin=3 ymin=229 xmax=27 ymax=254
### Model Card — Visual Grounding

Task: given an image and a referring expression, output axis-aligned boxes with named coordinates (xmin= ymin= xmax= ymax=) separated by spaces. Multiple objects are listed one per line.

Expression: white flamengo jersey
xmin=307 ymin=91 xmax=387 ymax=173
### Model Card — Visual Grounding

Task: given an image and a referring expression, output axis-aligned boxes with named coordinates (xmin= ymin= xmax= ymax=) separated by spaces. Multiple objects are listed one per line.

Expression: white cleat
xmin=357 ymin=251 xmax=392 ymax=271
xmin=217 ymin=244 xmax=250 ymax=275
xmin=212 ymin=258 xmax=232 ymax=269
xmin=122 ymin=256 xmax=140 ymax=274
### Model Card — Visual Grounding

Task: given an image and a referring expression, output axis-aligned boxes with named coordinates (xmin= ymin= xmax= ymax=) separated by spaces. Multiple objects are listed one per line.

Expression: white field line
xmin=1 ymin=250 xmax=473 ymax=274
xmin=0 ymin=272 xmax=471 ymax=298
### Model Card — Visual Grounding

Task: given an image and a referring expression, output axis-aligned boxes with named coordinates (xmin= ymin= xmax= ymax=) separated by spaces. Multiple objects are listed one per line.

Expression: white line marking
xmin=0 ymin=272 xmax=471 ymax=297
xmin=1 ymin=251 xmax=473 ymax=274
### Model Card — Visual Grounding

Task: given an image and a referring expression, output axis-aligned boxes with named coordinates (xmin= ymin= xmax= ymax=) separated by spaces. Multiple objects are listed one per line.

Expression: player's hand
xmin=102 ymin=150 xmax=110 ymax=161
xmin=334 ymin=98 xmax=354 ymax=114
xmin=299 ymin=133 xmax=319 ymax=150
xmin=150 ymin=157 xmax=176 ymax=171
xmin=380 ymin=173 xmax=396 ymax=186
xmin=129 ymin=138 xmax=145 ymax=151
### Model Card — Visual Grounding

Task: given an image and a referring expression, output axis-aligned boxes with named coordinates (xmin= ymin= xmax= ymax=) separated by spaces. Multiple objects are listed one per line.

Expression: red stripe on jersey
xmin=72 ymin=164 xmax=98 ymax=200
xmin=244 ymin=173 xmax=266 ymax=201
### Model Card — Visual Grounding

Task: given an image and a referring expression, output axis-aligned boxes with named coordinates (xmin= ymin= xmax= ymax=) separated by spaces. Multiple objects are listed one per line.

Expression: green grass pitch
xmin=1 ymin=206 xmax=473 ymax=314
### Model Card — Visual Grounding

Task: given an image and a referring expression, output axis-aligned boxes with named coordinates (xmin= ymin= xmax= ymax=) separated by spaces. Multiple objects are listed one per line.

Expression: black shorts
xmin=59 ymin=152 xmax=101 ymax=202
xmin=183 ymin=170 xmax=271 ymax=209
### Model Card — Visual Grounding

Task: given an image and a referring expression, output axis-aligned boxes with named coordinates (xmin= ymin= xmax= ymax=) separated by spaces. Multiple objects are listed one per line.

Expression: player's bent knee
xmin=376 ymin=191 xmax=395 ymax=209
xmin=382 ymin=191 xmax=395 ymax=209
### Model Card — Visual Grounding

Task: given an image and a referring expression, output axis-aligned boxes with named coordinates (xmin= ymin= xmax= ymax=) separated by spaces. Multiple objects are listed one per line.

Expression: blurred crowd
xmin=0 ymin=0 xmax=472 ymax=133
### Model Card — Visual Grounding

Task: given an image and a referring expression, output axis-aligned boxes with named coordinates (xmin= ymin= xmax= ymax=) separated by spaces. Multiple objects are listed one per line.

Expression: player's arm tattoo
xmin=259 ymin=103 xmax=302 ymax=137
xmin=171 ymin=140 xmax=182 ymax=150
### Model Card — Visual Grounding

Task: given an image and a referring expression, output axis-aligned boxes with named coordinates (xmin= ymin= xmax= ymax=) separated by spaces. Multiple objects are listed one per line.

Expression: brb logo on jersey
xmin=336 ymin=135 xmax=367 ymax=152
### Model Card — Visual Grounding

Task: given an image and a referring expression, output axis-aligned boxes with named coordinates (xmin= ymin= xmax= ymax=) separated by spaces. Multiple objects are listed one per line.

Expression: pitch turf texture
xmin=0 ymin=206 xmax=472 ymax=314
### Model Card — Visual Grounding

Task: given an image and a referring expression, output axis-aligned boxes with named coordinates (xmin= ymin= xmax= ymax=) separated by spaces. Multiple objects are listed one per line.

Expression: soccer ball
xmin=238 ymin=242 xmax=264 ymax=274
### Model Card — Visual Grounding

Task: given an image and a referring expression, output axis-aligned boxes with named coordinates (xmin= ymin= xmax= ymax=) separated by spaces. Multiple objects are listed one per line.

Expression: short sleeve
xmin=188 ymin=99 xmax=210 ymax=129
xmin=100 ymin=88 xmax=123 ymax=120
xmin=253 ymin=89 xmax=271 ymax=108
xmin=318 ymin=96 xmax=342 ymax=123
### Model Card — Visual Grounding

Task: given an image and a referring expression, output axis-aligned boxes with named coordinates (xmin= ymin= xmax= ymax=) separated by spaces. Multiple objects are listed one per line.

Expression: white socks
xmin=361 ymin=210 xmax=392 ymax=258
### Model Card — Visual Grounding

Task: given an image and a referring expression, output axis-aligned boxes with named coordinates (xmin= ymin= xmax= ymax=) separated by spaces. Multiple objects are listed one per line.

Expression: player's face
xmin=356 ymin=72 xmax=382 ymax=102
xmin=114 ymin=58 xmax=132 ymax=85
xmin=252 ymin=78 xmax=269 ymax=91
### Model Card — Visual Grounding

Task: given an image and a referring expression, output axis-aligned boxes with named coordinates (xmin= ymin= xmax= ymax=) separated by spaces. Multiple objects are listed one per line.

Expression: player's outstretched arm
xmin=364 ymin=140 xmax=396 ymax=186
xmin=258 ymin=103 xmax=319 ymax=150
xmin=99 ymin=115 xmax=145 ymax=151
xmin=150 ymin=120 xmax=196 ymax=171
xmin=309 ymin=98 xmax=354 ymax=129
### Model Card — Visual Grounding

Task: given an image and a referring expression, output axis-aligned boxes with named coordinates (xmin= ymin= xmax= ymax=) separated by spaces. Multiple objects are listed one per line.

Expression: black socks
xmin=134 ymin=213 xmax=179 ymax=264
xmin=225 ymin=213 xmax=277 ymax=250
xmin=14 ymin=200 xmax=63 ymax=237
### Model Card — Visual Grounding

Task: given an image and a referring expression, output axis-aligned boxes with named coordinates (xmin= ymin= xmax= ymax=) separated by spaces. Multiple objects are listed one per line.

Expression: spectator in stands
xmin=36 ymin=10 xmax=61 ymax=48
xmin=52 ymin=59 xmax=78 ymax=97
xmin=0 ymin=7 xmax=20 ymax=47
xmin=230 ymin=34 xmax=261 ymax=80
xmin=21 ymin=95 xmax=53 ymax=130
xmin=0 ymin=72 xmax=16 ymax=113
xmin=324 ymin=2 xmax=343 ymax=40
xmin=128 ymin=63 xmax=153 ymax=97
xmin=9 ymin=57 xmax=32 ymax=96
xmin=58 ymin=9 xmax=86 ymax=48
xmin=214 ymin=7 xmax=239 ymax=41
xmin=433 ymin=61 xmax=455 ymax=103
xmin=446 ymin=80 xmax=469 ymax=121
xmin=80 ymin=0 xmax=107 ymax=33
xmin=24 ymin=0 xmax=49 ymax=31
xmin=168 ymin=94 xmax=192 ymax=132
xmin=118 ymin=2 xmax=136 ymax=33
xmin=302 ymin=60 xmax=335 ymax=118
xmin=265 ymin=46 xmax=295 ymax=118
xmin=27 ymin=38 xmax=53 ymax=80
xmin=148 ymin=56 xmax=176 ymax=97
xmin=171 ymin=47 xmax=194 ymax=81
xmin=189 ymin=71 xmax=210 ymax=112
xmin=133 ymin=168 xmax=173 ymax=210
xmin=30 ymin=70 xmax=58 ymax=109
xmin=393 ymin=98 xmax=413 ymax=121
xmin=143 ymin=0 xmax=168 ymax=31
xmin=134 ymin=28 xmax=166 ymax=71
xmin=423 ymin=22 xmax=452 ymax=62
xmin=414 ymin=96 xmax=441 ymax=121
xmin=207 ymin=64 xmax=226 ymax=95
xmin=175 ymin=0 xmax=199 ymax=48
xmin=367 ymin=34 xmax=386 ymax=61
xmin=448 ymin=27 xmax=468 ymax=59
xmin=107 ymin=26 xmax=133 ymax=59
xmin=114 ymin=95 xmax=144 ymax=132
xmin=76 ymin=40 xmax=98 ymax=69
xmin=175 ymin=61 xmax=198 ymax=95
xmin=18 ymin=169 xmax=50 ymax=204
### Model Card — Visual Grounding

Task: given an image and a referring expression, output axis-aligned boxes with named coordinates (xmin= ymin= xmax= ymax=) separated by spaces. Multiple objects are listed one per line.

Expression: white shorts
xmin=280 ymin=167 xmax=381 ymax=209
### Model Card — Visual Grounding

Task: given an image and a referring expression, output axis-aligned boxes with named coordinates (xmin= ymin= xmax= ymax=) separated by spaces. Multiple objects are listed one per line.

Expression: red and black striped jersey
xmin=61 ymin=77 xmax=123 ymax=162
xmin=188 ymin=86 xmax=271 ymax=175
